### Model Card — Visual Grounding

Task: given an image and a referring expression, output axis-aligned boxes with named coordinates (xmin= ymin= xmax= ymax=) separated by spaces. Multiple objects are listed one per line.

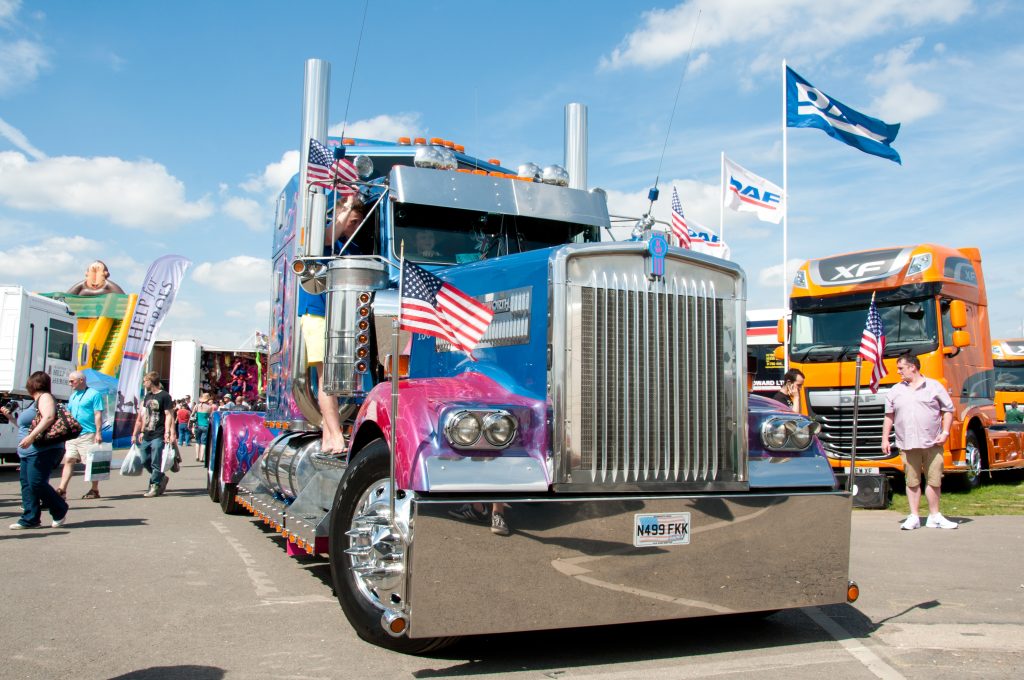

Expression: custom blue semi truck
xmin=207 ymin=58 xmax=857 ymax=653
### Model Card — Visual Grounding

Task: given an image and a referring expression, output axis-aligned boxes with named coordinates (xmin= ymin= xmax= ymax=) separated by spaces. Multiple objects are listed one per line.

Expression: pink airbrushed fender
xmin=350 ymin=371 xmax=550 ymax=491
xmin=219 ymin=411 xmax=276 ymax=484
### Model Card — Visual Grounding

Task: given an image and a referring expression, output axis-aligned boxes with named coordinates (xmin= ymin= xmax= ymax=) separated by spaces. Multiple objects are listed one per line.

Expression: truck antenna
xmin=339 ymin=0 xmax=370 ymax=143
xmin=643 ymin=9 xmax=702 ymax=219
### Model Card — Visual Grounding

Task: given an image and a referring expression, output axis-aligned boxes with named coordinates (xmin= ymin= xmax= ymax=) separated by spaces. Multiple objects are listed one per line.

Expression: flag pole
xmin=781 ymin=59 xmax=790 ymax=372
xmin=849 ymin=292 xmax=874 ymax=494
xmin=389 ymin=241 xmax=405 ymax=523
xmin=719 ymin=151 xmax=725 ymax=243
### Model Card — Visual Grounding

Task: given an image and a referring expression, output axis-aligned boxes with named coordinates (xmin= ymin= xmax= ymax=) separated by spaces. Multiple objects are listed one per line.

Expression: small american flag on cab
xmin=858 ymin=297 xmax=888 ymax=392
xmin=306 ymin=138 xmax=358 ymax=194
xmin=670 ymin=186 xmax=692 ymax=249
xmin=399 ymin=261 xmax=494 ymax=355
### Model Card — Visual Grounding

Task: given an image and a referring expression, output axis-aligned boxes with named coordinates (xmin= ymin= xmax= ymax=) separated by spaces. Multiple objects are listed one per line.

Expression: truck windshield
xmin=993 ymin=361 xmax=1024 ymax=392
xmin=791 ymin=299 xmax=938 ymax=362
xmin=392 ymin=202 xmax=599 ymax=265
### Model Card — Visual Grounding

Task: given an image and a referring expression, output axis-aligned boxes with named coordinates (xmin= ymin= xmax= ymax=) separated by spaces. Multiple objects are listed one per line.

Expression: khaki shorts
xmin=62 ymin=432 xmax=97 ymax=463
xmin=300 ymin=314 xmax=326 ymax=364
xmin=901 ymin=445 xmax=944 ymax=487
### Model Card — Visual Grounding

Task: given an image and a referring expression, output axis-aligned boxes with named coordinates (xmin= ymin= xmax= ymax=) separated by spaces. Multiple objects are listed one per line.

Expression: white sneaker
xmin=52 ymin=514 xmax=68 ymax=528
xmin=900 ymin=515 xmax=920 ymax=530
xmin=926 ymin=513 xmax=958 ymax=529
xmin=9 ymin=522 xmax=39 ymax=530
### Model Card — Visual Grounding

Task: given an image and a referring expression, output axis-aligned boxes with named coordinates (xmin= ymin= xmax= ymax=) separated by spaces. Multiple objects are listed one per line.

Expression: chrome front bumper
xmin=406 ymin=491 xmax=851 ymax=638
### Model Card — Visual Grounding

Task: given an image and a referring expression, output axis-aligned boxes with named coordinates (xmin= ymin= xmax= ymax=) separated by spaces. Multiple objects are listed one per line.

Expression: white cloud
xmin=758 ymin=259 xmax=807 ymax=287
xmin=0 ymin=37 xmax=48 ymax=94
xmin=0 ymin=151 xmax=214 ymax=227
xmin=0 ymin=115 xmax=45 ymax=159
xmin=871 ymin=81 xmax=943 ymax=123
xmin=0 ymin=1 xmax=20 ymax=25
xmin=0 ymin=235 xmax=101 ymax=288
xmin=240 ymin=149 xmax=297 ymax=195
xmin=222 ymin=196 xmax=264 ymax=231
xmin=600 ymin=0 xmax=972 ymax=72
xmin=192 ymin=255 xmax=271 ymax=294
xmin=868 ymin=38 xmax=945 ymax=122
xmin=329 ymin=113 xmax=423 ymax=141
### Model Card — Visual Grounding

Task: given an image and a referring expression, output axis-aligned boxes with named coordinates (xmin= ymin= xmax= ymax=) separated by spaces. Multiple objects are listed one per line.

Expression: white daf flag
xmin=723 ymin=155 xmax=785 ymax=224
xmin=687 ymin=216 xmax=731 ymax=261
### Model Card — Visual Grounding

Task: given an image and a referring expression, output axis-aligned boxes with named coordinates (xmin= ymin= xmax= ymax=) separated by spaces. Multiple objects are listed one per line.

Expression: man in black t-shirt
xmin=133 ymin=371 xmax=175 ymax=497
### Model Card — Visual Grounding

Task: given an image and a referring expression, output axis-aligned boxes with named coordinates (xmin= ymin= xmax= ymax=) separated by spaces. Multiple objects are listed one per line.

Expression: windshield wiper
xmin=793 ymin=344 xmax=842 ymax=362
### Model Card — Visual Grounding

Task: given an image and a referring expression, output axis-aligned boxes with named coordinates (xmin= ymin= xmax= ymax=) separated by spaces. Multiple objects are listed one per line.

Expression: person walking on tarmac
xmin=133 ymin=372 xmax=175 ymax=498
xmin=57 ymin=371 xmax=104 ymax=500
xmin=882 ymin=355 xmax=958 ymax=530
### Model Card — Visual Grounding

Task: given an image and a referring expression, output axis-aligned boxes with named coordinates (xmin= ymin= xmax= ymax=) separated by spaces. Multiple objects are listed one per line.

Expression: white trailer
xmin=0 ymin=286 xmax=77 ymax=461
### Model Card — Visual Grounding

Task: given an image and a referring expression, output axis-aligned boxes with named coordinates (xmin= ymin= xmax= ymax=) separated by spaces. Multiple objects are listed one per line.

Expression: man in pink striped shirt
xmin=882 ymin=355 xmax=957 ymax=530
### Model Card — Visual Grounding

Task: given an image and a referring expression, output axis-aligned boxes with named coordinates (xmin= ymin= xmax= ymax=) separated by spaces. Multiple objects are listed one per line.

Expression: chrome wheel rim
xmin=346 ymin=476 xmax=406 ymax=611
xmin=965 ymin=441 xmax=981 ymax=483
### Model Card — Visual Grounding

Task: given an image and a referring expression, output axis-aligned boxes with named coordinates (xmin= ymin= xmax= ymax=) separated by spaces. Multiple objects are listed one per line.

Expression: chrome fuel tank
xmin=258 ymin=431 xmax=330 ymax=500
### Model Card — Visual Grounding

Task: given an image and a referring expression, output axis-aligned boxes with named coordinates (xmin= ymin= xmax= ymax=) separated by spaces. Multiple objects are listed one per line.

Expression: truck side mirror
xmin=953 ymin=329 xmax=971 ymax=348
xmin=949 ymin=300 xmax=967 ymax=329
xmin=773 ymin=346 xmax=785 ymax=362
xmin=776 ymin=318 xmax=785 ymax=344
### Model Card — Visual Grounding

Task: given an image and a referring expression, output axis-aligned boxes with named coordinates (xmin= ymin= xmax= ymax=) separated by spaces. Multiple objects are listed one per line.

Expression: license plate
xmin=854 ymin=466 xmax=880 ymax=474
xmin=634 ymin=512 xmax=691 ymax=547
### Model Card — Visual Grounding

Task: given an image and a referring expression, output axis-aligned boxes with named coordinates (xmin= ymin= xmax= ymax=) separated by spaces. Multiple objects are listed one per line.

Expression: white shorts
xmin=62 ymin=433 xmax=96 ymax=463
xmin=300 ymin=314 xmax=326 ymax=364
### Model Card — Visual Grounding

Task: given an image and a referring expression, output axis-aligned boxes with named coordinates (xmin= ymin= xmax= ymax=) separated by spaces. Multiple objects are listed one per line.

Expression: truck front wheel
xmin=328 ymin=439 xmax=455 ymax=654
xmin=962 ymin=430 xmax=986 ymax=490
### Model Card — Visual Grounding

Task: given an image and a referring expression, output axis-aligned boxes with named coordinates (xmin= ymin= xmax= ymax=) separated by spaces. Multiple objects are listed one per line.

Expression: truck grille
xmin=554 ymin=247 xmax=746 ymax=491
xmin=807 ymin=395 xmax=894 ymax=460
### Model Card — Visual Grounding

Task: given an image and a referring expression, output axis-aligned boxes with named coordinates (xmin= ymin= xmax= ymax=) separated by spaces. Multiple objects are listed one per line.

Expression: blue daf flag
xmin=786 ymin=66 xmax=901 ymax=164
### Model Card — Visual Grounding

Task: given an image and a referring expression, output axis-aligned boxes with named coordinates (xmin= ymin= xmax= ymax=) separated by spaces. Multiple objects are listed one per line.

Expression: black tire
xmin=219 ymin=477 xmax=239 ymax=514
xmin=961 ymin=429 xmax=986 ymax=490
xmin=328 ymin=439 xmax=456 ymax=654
xmin=207 ymin=438 xmax=221 ymax=503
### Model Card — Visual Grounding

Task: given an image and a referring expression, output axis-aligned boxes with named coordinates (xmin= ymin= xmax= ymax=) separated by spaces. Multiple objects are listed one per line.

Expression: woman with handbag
xmin=3 ymin=371 xmax=69 ymax=530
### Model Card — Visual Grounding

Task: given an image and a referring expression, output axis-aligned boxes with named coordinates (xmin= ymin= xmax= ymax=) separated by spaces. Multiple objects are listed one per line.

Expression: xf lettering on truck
xmin=831 ymin=260 xmax=887 ymax=281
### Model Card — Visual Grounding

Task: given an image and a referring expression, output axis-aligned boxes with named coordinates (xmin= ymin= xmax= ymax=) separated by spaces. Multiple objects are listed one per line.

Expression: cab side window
xmin=939 ymin=299 xmax=955 ymax=347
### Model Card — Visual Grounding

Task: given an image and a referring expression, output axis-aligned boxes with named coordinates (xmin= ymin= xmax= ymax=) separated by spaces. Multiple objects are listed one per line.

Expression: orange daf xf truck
xmin=784 ymin=244 xmax=1024 ymax=488
xmin=992 ymin=339 xmax=1024 ymax=420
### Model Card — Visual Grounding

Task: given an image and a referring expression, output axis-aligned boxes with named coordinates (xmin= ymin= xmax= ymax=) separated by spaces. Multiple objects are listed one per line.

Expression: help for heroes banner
xmin=723 ymin=155 xmax=784 ymax=224
xmin=112 ymin=255 xmax=191 ymax=448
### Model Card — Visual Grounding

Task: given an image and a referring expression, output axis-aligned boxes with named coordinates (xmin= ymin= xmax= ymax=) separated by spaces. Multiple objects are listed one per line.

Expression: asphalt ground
xmin=1 ymin=449 xmax=1022 ymax=680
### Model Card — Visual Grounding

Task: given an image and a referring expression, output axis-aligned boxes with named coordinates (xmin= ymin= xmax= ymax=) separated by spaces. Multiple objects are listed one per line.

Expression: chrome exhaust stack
xmin=291 ymin=58 xmax=331 ymax=426
xmin=564 ymin=102 xmax=588 ymax=190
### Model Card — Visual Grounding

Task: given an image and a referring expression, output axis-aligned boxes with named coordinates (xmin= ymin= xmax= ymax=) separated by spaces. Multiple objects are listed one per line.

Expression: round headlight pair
xmin=445 ymin=410 xmax=518 ymax=449
xmin=761 ymin=417 xmax=821 ymax=451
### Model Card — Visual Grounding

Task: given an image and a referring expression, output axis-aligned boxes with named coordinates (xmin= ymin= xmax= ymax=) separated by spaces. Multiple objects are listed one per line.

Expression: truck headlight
xmin=445 ymin=411 xmax=481 ymax=447
xmin=761 ymin=416 xmax=820 ymax=451
xmin=482 ymin=412 xmax=517 ymax=448
xmin=444 ymin=409 xmax=519 ymax=450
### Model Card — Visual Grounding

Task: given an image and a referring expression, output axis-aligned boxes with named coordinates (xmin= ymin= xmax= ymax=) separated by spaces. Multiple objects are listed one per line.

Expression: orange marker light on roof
xmin=443 ymin=140 xmax=455 ymax=149
xmin=413 ymin=137 xmax=426 ymax=145
xmin=472 ymin=169 xmax=487 ymax=175
xmin=454 ymin=144 xmax=465 ymax=153
xmin=430 ymin=137 xmax=444 ymax=145
xmin=488 ymin=158 xmax=501 ymax=166
xmin=397 ymin=137 xmax=411 ymax=145
xmin=342 ymin=138 xmax=355 ymax=145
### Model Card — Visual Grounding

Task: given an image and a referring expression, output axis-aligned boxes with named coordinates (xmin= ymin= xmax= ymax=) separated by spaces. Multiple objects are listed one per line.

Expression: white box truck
xmin=0 ymin=286 xmax=77 ymax=462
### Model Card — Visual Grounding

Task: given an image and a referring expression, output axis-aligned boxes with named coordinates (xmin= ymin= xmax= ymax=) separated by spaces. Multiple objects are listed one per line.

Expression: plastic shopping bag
xmin=160 ymin=442 xmax=176 ymax=473
xmin=170 ymin=442 xmax=181 ymax=473
xmin=120 ymin=444 xmax=143 ymax=476
xmin=84 ymin=443 xmax=112 ymax=482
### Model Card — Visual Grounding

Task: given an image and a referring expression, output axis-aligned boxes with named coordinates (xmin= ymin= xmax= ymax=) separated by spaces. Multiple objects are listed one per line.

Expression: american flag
xmin=399 ymin=261 xmax=494 ymax=355
xmin=858 ymin=297 xmax=888 ymax=393
xmin=670 ymin=187 xmax=692 ymax=249
xmin=306 ymin=138 xmax=358 ymax=194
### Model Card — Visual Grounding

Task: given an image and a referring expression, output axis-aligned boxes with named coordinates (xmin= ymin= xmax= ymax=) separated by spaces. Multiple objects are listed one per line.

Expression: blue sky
xmin=2 ymin=0 xmax=1024 ymax=348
